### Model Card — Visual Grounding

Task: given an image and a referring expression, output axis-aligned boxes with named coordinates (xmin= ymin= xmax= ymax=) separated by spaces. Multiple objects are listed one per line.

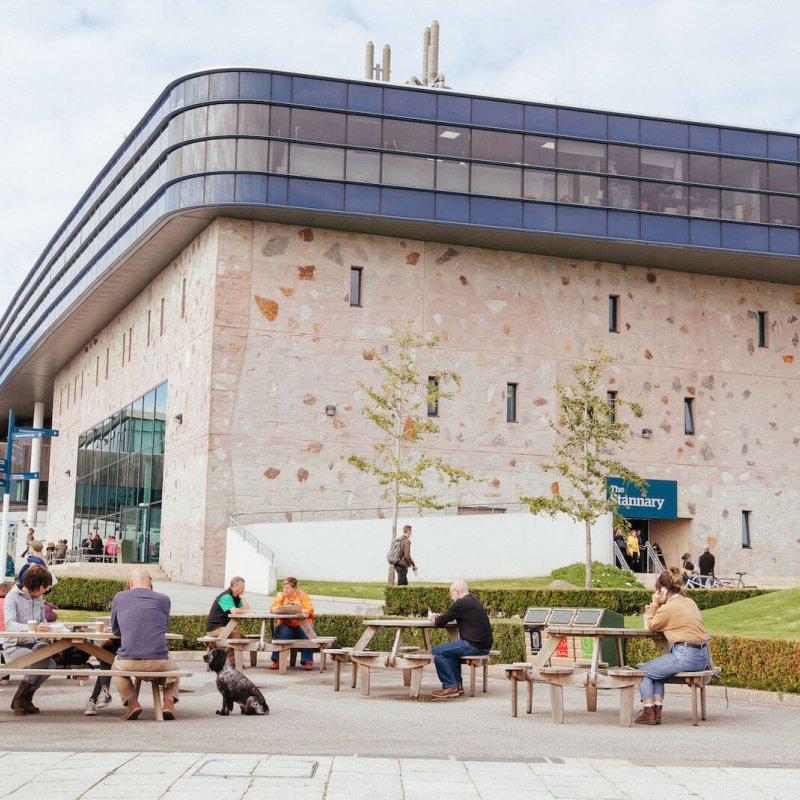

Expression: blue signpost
xmin=1 ymin=409 xmax=59 ymax=579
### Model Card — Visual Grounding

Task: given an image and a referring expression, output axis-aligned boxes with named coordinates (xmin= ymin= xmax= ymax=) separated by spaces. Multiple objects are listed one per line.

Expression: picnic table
xmin=1 ymin=628 xmax=187 ymax=720
xmin=198 ymin=611 xmax=336 ymax=673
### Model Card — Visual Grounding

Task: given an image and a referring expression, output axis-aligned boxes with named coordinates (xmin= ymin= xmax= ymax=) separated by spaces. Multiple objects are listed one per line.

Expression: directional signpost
xmin=1 ymin=410 xmax=59 ymax=579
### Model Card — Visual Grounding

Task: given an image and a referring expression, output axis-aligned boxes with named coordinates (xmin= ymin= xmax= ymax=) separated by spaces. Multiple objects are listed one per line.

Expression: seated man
xmin=205 ymin=576 xmax=250 ymax=664
xmin=428 ymin=580 xmax=493 ymax=699
xmin=110 ymin=567 xmax=180 ymax=720
xmin=269 ymin=577 xmax=315 ymax=670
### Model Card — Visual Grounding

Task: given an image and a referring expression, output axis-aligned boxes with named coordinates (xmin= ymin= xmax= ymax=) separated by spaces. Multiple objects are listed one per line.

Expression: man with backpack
xmin=388 ymin=524 xmax=416 ymax=585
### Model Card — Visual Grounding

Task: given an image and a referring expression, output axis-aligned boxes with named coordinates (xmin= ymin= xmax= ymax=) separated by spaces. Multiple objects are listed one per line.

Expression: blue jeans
xmin=432 ymin=639 xmax=490 ymax=689
xmin=271 ymin=623 xmax=313 ymax=665
xmin=638 ymin=643 xmax=710 ymax=701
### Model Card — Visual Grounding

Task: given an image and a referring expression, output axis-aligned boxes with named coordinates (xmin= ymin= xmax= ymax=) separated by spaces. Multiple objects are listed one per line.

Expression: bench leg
xmin=278 ymin=648 xmax=290 ymax=675
xmin=700 ymin=683 xmax=707 ymax=721
xmin=619 ymin=685 xmax=635 ymax=727
xmin=689 ymin=681 xmax=699 ymax=726
xmin=409 ymin=666 xmax=424 ymax=699
xmin=402 ymin=668 xmax=412 ymax=687
xmin=333 ymin=658 xmax=341 ymax=691
xmin=351 ymin=661 xmax=358 ymax=689
xmin=526 ymin=679 xmax=533 ymax=714
xmin=482 ymin=661 xmax=488 ymax=693
xmin=549 ymin=683 xmax=564 ymax=724
xmin=510 ymin=676 xmax=518 ymax=717
xmin=151 ymin=681 xmax=164 ymax=722
xmin=290 ymin=650 xmax=298 ymax=668
xmin=319 ymin=648 xmax=326 ymax=673
xmin=468 ymin=662 xmax=477 ymax=698
xmin=360 ymin=664 xmax=370 ymax=697
xmin=586 ymin=682 xmax=598 ymax=712
xmin=250 ymin=650 xmax=258 ymax=668
xmin=234 ymin=649 xmax=244 ymax=671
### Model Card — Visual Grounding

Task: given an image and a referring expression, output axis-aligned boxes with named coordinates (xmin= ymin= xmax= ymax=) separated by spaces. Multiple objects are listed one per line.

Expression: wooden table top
xmin=362 ymin=618 xmax=454 ymax=628
xmin=544 ymin=625 xmax=658 ymax=638
xmin=2 ymin=629 xmax=183 ymax=641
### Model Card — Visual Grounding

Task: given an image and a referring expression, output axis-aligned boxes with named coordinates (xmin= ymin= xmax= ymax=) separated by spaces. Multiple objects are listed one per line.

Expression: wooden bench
xmin=346 ymin=650 xmax=432 ymax=699
xmin=199 ymin=635 xmax=336 ymax=674
xmin=538 ymin=666 xmax=576 ymax=724
xmin=460 ymin=650 xmax=500 ymax=697
xmin=665 ymin=669 xmax=715 ymax=725
xmin=1 ymin=668 xmax=190 ymax=721
xmin=605 ymin=667 xmax=645 ymax=727
xmin=327 ymin=648 xmax=358 ymax=691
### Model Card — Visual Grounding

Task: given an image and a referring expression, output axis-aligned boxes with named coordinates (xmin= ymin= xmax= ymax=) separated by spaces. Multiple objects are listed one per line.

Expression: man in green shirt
xmin=205 ymin=576 xmax=250 ymax=664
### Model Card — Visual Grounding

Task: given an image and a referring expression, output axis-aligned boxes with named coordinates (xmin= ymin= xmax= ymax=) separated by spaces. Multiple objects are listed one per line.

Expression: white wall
xmin=225 ymin=528 xmax=277 ymax=594
xmin=232 ymin=513 xmax=612 ymax=582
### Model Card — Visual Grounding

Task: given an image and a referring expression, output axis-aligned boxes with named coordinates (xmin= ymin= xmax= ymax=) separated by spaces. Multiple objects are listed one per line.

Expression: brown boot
xmin=21 ymin=685 xmax=40 ymax=714
xmin=10 ymin=683 xmax=29 ymax=716
xmin=634 ymin=706 xmax=657 ymax=725
xmin=123 ymin=697 xmax=142 ymax=720
xmin=653 ymin=705 xmax=662 ymax=724
xmin=162 ymin=694 xmax=176 ymax=721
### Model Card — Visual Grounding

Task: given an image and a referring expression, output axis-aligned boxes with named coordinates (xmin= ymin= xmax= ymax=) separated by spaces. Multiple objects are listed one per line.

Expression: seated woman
xmin=635 ymin=567 xmax=710 ymax=725
xmin=269 ymin=577 xmax=315 ymax=670
xmin=2 ymin=565 xmax=57 ymax=715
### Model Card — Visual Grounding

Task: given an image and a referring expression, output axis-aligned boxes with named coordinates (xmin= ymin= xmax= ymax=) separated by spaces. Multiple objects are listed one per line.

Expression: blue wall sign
xmin=607 ymin=478 xmax=678 ymax=519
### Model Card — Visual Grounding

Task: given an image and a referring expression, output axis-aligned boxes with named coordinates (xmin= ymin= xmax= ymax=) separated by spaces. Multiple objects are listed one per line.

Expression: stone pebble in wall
xmin=255 ymin=295 xmax=278 ymax=321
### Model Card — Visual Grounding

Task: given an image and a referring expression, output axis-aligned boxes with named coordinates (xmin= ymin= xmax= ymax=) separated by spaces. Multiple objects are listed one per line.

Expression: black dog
xmin=203 ymin=648 xmax=269 ymax=715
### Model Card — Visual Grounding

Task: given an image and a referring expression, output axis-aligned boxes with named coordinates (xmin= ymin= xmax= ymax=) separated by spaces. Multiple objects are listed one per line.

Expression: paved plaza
xmin=0 ymin=651 xmax=797 ymax=799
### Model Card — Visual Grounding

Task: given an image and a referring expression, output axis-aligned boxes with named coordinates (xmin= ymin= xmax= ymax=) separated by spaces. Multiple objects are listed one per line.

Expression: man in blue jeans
xmin=428 ymin=580 xmax=492 ymax=698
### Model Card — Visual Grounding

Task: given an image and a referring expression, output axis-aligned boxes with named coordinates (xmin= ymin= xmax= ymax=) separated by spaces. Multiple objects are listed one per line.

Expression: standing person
xmin=428 ymin=580 xmax=493 ymax=699
xmin=2 ymin=565 xmax=57 ymax=715
xmin=90 ymin=533 xmax=104 ymax=562
xmin=395 ymin=524 xmax=417 ymax=586
xmin=634 ymin=567 xmax=710 ymax=725
xmin=205 ymin=576 xmax=251 ymax=664
xmin=626 ymin=530 xmax=640 ymax=572
xmin=110 ymin=567 xmax=180 ymax=720
xmin=269 ymin=577 xmax=315 ymax=670
xmin=681 ymin=552 xmax=696 ymax=583
xmin=698 ymin=545 xmax=715 ymax=577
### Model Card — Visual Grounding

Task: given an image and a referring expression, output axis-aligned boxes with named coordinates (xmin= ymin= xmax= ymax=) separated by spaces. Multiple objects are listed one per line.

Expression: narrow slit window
xmin=757 ymin=311 xmax=767 ymax=347
xmin=350 ymin=267 xmax=363 ymax=307
xmin=147 ymin=310 xmax=151 ymax=346
xmin=427 ymin=376 xmax=439 ymax=417
xmin=506 ymin=382 xmax=518 ymax=423
xmin=609 ymin=295 xmax=619 ymax=333
xmin=105 ymin=348 xmax=109 ymax=380
xmin=160 ymin=298 xmax=165 ymax=336
xmin=181 ymin=278 xmax=187 ymax=319
xmin=128 ymin=327 xmax=133 ymax=361
xmin=741 ymin=510 xmax=751 ymax=549
xmin=95 ymin=356 xmax=99 ymax=387
xmin=684 ymin=397 xmax=695 ymax=435
xmin=607 ymin=390 xmax=617 ymax=423
xmin=122 ymin=333 xmax=126 ymax=366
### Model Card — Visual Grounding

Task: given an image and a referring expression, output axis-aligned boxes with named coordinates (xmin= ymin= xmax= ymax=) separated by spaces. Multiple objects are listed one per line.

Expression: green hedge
xmin=48 ymin=577 xmax=126 ymax=611
xmin=384 ymin=587 xmax=772 ymax=617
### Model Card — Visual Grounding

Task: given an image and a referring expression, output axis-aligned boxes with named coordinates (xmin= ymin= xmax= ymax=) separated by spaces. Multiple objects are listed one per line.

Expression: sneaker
xmin=123 ymin=698 xmax=142 ymax=721
xmin=303 ymin=662 xmax=313 ymax=671
xmin=270 ymin=661 xmax=279 ymax=670
xmin=96 ymin=690 xmax=112 ymax=709
xmin=84 ymin=698 xmax=98 ymax=716
xmin=431 ymin=686 xmax=460 ymax=699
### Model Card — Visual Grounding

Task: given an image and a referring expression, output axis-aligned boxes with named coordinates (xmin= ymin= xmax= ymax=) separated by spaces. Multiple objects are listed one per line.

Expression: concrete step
xmin=51 ymin=562 xmax=170 ymax=582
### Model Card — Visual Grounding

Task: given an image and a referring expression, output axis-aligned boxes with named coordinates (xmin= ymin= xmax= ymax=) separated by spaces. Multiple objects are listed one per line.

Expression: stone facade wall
xmin=46 ymin=216 xmax=800 ymax=583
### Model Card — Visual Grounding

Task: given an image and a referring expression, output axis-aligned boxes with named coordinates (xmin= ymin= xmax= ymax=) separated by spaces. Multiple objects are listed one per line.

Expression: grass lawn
xmin=296 ymin=576 xmax=553 ymax=600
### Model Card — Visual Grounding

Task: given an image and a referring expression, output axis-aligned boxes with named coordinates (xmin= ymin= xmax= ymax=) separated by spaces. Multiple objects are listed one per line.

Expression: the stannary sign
xmin=606 ymin=478 xmax=678 ymax=520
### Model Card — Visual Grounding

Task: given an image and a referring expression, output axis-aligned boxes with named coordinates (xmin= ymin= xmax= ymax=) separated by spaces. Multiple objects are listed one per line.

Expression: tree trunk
xmin=585 ymin=518 xmax=593 ymax=589
xmin=387 ymin=417 xmax=402 ymax=586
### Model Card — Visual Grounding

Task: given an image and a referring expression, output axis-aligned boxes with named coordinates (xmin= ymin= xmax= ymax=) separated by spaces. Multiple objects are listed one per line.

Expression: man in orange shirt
xmin=269 ymin=577 xmax=315 ymax=670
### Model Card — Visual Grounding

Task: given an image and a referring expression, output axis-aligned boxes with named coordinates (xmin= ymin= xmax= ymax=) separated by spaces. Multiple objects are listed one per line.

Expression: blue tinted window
xmin=523 ymin=201 xmax=556 ymax=231
xmin=436 ymin=193 xmax=470 ymax=223
xmin=768 ymin=134 xmax=798 ymax=162
xmin=558 ymin=109 xmax=606 ymax=139
xmin=272 ymin=74 xmax=292 ymax=102
xmin=557 ymin=205 xmax=606 ymax=236
xmin=288 ymin=178 xmax=344 ymax=211
xmin=180 ymin=176 xmax=204 ymax=207
xmin=267 ymin=175 xmax=287 ymax=205
xmin=690 ymin=219 xmax=720 ymax=248
xmin=384 ymin=87 xmax=437 ymax=120
xmin=438 ymin=94 xmax=471 ymax=124
xmin=239 ymin=72 xmax=270 ymax=100
xmin=209 ymin=72 xmax=240 ymax=100
xmin=234 ymin=174 xmax=267 ymax=204
xmin=608 ymin=116 xmax=639 ymax=143
xmin=721 ymin=129 xmax=767 ymax=158
xmin=689 ymin=125 xmax=719 ymax=153
xmin=608 ymin=210 xmax=639 ymax=239
xmin=642 ymin=215 xmax=689 ymax=244
xmin=471 ymin=197 xmax=522 ymax=228
xmin=641 ymin=119 xmax=688 ymax=148
xmin=205 ymin=174 xmax=235 ymax=203
xmin=382 ymin=187 xmax=434 ymax=218
xmin=721 ymin=222 xmax=769 ymax=252
xmin=168 ymin=82 xmax=186 ymax=112
xmin=345 ymin=184 xmax=380 ymax=214
xmin=348 ymin=83 xmax=382 ymax=114
xmin=293 ymin=77 xmax=347 ymax=109
xmin=524 ymin=105 xmax=557 ymax=134
xmin=183 ymin=75 xmax=209 ymax=105
xmin=472 ymin=99 xmax=523 ymax=130
xmin=770 ymin=227 xmax=800 ymax=255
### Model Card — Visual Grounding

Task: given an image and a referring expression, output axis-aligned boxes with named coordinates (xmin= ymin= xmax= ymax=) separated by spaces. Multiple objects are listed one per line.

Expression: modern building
xmin=2 ymin=67 xmax=799 ymax=584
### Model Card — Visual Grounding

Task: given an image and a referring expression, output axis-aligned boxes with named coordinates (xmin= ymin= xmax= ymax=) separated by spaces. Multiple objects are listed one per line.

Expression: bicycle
xmin=718 ymin=571 xmax=757 ymax=589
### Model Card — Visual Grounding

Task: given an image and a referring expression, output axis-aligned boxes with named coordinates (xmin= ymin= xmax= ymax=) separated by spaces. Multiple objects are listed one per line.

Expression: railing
xmin=644 ymin=542 xmax=665 ymax=574
xmin=612 ymin=541 xmax=632 ymax=572
xmin=229 ymin=502 xmax=529 ymax=528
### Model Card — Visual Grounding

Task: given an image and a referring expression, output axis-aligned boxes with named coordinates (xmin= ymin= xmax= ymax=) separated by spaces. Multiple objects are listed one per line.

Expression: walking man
xmin=428 ymin=580 xmax=493 ymax=699
xmin=395 ymin=524 xmax=416 ymax=586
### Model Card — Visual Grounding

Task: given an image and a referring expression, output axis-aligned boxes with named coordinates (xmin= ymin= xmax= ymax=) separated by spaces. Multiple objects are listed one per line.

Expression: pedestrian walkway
xmin=0 ymin=751 xmax=796 ymax=799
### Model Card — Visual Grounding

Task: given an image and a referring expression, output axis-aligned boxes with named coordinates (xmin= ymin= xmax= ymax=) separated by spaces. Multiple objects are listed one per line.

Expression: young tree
xmin=348 ymin=326 xmax=476 ymax=584
xmin=520 ymin=348 xmax=645 ymax=588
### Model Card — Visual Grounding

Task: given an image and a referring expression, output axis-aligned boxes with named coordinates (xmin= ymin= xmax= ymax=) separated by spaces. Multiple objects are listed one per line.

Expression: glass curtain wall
xmin=73 ymin=382 xmax=167 ymax=563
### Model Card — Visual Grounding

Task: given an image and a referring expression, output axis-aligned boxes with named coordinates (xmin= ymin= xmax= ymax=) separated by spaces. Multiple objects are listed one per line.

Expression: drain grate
xmin=194 ymin=758 xmax=318 ymax=779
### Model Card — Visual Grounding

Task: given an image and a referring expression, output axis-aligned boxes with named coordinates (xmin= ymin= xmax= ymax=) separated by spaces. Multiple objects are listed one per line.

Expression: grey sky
xmin=1 ymin=0 xmax=799 ymax=316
